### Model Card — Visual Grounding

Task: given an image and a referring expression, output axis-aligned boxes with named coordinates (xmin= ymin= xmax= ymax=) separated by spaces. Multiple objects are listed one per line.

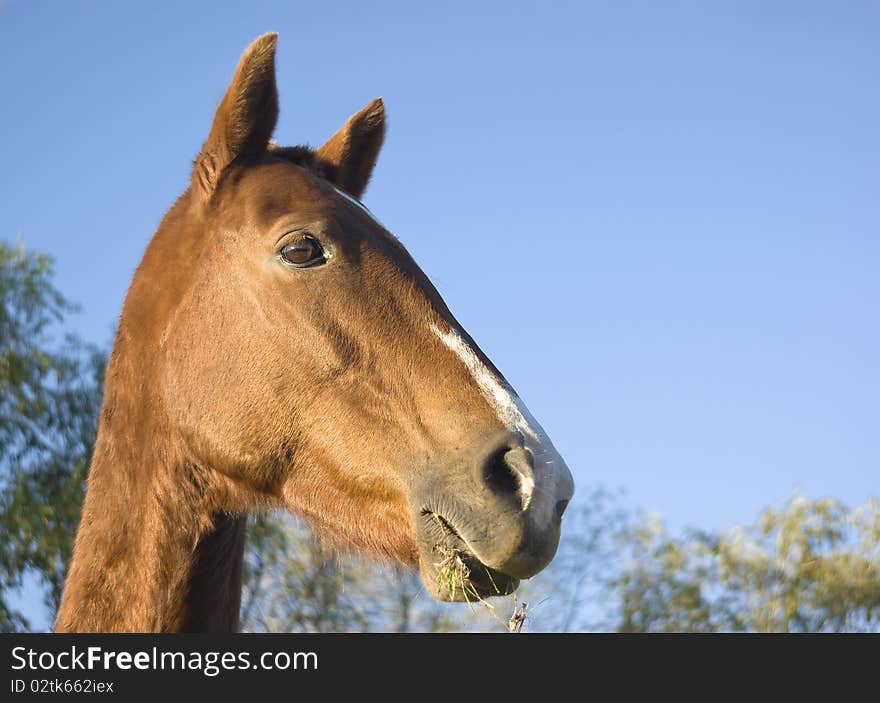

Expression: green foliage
xmin=504 ymin=489 xmax=631 ymax=632
xmin=240 ymin=495 xmax=630 ymax=633
xmin=615 ymin=496 xmax=880 ymax=632
xmin=241 ymin=513 xmax=462 ymax=632
xmin=0 ymin=240 xmax=104 ymax=632
xmin=239 ymin=491 xmax=632 ymax=634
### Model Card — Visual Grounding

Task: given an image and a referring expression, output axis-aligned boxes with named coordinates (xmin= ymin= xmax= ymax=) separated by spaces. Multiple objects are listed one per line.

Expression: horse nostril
xmin=483 ymin=445 xmax=521 ymax=498
xmin=481 ymin=441 xmax=535 ymax=509
xmin=554 ymin=499 xmax=570 ymax=521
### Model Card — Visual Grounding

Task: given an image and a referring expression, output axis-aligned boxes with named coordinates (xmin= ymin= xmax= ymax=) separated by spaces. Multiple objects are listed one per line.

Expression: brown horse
xmin=55 ymin=33 xmax=574 ymax=632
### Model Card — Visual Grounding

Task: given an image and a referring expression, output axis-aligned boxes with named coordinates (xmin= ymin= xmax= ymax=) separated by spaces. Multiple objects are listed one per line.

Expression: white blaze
xmin=430 ymin=323 xmax=577 ymax=512
xmin=431 ymin=324 xmax=540 ymax=443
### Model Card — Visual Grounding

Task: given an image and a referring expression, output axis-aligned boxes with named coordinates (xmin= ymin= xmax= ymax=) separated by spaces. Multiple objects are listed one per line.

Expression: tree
xmin=483 ymin=489 xmax=630 ymax=633
xmin=238 ymin=491 xmax=632 ymax=634
xmin=241 ymin=513 xmax=463 ymax=632
xmin=614 ymin=496 xmax=880 ymax=632
xmin=0 ymin=240 xmax=104 ymax=631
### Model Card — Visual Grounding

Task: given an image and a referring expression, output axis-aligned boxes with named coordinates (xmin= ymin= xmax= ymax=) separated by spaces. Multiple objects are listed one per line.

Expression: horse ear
xmin=315 ymin=98 xmax=386 ymax=199
xmin=192 ymin=33 xmax=279 ymax=198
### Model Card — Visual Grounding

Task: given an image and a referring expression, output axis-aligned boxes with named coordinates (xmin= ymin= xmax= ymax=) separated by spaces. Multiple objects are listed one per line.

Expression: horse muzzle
xmin=412 ymin=432 xmax=574 ymax=602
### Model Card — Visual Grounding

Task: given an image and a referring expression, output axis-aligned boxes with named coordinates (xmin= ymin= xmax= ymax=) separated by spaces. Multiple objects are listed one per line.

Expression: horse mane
xmin=266 ymin=143 xmax=367 ymax=197
xmin=268 ymin=143 xmax=319 ymax=169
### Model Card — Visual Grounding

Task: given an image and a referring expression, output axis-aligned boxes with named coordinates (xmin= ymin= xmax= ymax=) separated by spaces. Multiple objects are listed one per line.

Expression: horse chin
xmin=416 ymin=510 xmax=519 ymax=603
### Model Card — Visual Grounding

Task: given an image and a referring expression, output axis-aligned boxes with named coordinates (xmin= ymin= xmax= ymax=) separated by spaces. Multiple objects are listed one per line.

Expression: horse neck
xmin=55 ymin=341 xmax=247 ymax=633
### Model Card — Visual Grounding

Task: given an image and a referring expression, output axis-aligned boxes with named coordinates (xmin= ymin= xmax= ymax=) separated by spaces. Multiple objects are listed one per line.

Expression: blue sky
xmin=2 ymin=0 xmax=877 ymax=586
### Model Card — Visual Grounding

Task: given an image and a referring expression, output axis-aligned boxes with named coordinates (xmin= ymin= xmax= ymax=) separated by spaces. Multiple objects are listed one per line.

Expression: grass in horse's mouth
xmin=434 ymin=544 xmax=498 ymax=602
xmin=422 ymin=509 xmax=497 ymax=598
xmin=435 ymin=543 xmax=513 ymax=622
xmin=423 ymin=510 xmax=529 ymax=631
xmin=433 ymin=543 xmax=530 ymax=632
xmin=423 ymin=510 xmax=503 ymax=586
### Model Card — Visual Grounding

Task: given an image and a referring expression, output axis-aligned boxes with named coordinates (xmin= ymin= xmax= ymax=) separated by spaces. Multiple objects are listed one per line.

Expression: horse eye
xmin=279 ymin=236 xmax=325 ymax=267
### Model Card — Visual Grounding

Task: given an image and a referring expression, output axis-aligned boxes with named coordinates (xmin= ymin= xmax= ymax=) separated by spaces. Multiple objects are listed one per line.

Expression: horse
xmin=55 ymin=33 xmax=574 ymax=632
